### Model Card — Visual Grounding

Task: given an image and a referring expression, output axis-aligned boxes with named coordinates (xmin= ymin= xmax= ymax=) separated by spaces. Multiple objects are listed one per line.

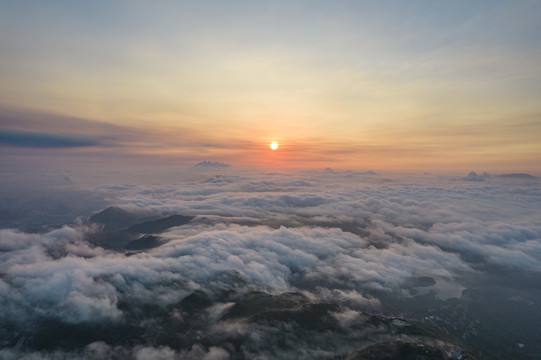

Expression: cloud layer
xmin=1 ymin=170 xmax=540 ymax=358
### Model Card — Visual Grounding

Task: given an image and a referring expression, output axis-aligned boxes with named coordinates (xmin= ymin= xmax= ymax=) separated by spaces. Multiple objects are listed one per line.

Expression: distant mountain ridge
xmin=463 ymin=171 xmax=537 ymax=182
xmin=497 ymin=173 xmax=537 ymax=179
xmin=194 ymin=161 xmax=230 ymax=168
xmin=87 ymin=207 xmax=194 ymax=250
xmin=89 ymin=206 xmax=149 ymax=230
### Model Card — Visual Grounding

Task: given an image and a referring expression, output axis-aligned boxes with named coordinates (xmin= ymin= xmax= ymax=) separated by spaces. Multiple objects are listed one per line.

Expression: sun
xmin=270 ymin=141 xmax=279 ymax=150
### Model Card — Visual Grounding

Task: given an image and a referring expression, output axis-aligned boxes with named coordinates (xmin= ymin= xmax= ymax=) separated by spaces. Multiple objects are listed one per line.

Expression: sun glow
xmin=270 ymin=141 xmax=279 ymax=150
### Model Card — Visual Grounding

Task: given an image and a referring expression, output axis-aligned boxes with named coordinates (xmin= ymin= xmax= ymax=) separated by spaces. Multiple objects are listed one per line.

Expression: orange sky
xmin=1 ymin=1 xmax=540 ymax=174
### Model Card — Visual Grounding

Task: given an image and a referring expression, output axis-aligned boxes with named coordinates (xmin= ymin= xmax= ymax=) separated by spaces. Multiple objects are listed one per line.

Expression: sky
xmin=1 ymin=0 xmax=541 ymax=172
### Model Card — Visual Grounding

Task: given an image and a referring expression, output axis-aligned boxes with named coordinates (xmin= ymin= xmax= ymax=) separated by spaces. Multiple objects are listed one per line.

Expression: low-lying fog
xmin=1 ymin=169 xmax=540 ymax=359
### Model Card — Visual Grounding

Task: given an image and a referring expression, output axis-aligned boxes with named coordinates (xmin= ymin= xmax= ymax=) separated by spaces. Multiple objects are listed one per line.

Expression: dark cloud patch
xmin=0 ymin=130 xmax=100 ymax=148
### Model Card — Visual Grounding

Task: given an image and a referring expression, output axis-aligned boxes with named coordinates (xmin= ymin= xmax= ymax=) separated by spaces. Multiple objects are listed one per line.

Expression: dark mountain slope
xmin=127 ymin=215 xmax=194 ymax=234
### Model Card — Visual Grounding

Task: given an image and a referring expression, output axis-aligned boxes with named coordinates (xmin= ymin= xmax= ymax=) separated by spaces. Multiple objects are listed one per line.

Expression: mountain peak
xmin=194 ymin=161 xmax=230 ymax=168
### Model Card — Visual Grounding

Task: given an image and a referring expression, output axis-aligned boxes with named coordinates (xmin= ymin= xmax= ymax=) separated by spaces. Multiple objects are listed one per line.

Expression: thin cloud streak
xmin=0 ymin=130 xmax=100 ymax=148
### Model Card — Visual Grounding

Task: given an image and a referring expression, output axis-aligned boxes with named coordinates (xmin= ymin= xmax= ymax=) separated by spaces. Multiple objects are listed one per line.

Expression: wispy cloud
xmin=0 ymin=129 xmax=100 ymax=148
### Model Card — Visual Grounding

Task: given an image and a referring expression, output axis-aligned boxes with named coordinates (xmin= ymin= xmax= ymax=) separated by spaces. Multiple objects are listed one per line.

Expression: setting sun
xmin=270 ymin=141 xmax=279 ymax=150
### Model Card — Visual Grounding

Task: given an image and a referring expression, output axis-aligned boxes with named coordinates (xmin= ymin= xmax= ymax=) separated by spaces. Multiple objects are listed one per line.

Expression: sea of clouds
xmin=1 ymin=169 xmax=540 ymax=359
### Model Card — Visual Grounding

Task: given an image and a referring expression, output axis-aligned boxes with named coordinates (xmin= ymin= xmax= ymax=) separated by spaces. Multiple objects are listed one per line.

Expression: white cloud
xmin=1 ymin=171 xmax=540 ymax=358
